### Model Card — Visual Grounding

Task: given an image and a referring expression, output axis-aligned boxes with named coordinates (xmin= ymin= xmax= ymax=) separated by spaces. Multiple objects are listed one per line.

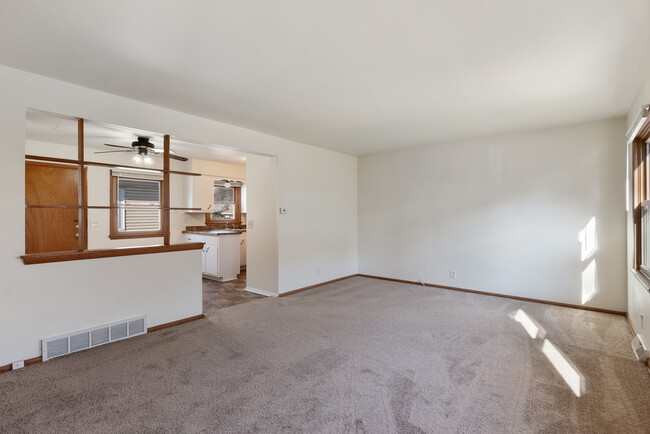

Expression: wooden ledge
xmin=21 ymin=243 xmax=205 ymax=265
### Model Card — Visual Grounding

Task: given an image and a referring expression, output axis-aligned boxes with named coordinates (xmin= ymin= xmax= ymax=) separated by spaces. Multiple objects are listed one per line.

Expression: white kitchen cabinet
xmin=204 ymin=244 xmax=219 ymax=276
xmin=186 ymin=233 xmax=239 ymax=281
xmin=240 ymin=231 xmax=246 ymax=269
xmin=217 ymin=234 xmax=240 ymax=281
xmin=186 ymin=175 xmax=215 ymax=212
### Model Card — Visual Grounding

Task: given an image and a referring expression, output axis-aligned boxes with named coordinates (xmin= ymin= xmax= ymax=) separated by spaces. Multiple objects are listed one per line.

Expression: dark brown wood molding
xmin=147 ymin=314 xmax=205 ymax=332
xmin=279 ymin=275 xmax=357 ymax=297
xmin=26 ymin=205 xmax=201 ymax=211
xmin=25 ymin=154 xmax=201 ymax=177
xmin=21 ymin=242 xmax=205 ymax=265
xmin=162 ymin=134 xmax=171 ymax=246
xmin=0 ymin=356 xmax=43 ymax=375
xmin=77 ymin=118 xmax=86 ymax=252
xmin=626 ymin=313 xmax=637 ymax=336
xmin=357 ymin=274 xmax=628 ymax=316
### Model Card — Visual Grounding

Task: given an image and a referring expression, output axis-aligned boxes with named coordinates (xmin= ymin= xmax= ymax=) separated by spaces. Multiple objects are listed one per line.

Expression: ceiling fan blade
xmin=94 ymin=150 xmax=134 ymax=154
xmin=170 ymin=154 xmax=189 ymax=162
xmin=150 ymin=148 xmax=177 ymax=155
xmin=103 ymin=143 xmax=133 ymax=149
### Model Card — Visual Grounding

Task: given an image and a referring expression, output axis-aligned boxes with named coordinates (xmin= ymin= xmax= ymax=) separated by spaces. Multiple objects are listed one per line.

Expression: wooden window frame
xmin=205 ymin=186 xmax=242 ymax=226
xmin=109 ymin=175 xmax=164 ymax=240
xmin=631 ymin=106 xmax=650 ymax=283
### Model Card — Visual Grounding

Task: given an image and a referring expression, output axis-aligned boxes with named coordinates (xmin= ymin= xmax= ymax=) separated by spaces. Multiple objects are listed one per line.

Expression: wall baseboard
xmin=279 ymin=275 xmax=357 ymax=297
xmin=147 ymin=314 xmax=205 ymax=333
xmin=357 ymin=274 xmax=627 ymax=316
xmin=0 ymin=355 xmax=43 ymax=374
xmin=245 ymin=287 xmax=278 ymax=297
xmin=626 ymin=313 xmax=650 ymax=373
xmin=1 ymin=314 xmax=206 ymax=375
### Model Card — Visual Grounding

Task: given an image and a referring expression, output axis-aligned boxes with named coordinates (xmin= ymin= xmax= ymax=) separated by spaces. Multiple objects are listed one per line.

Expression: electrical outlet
xmin=450 ymin=270 xmax=457 ymax=279
xmin=12 ymin=360 xmax=24 ymax=370
xmin=248 ymin=220 xmax=254 ymax=229
xmin=279 ymin=208 xmax=287 ymax=214
xmin=316 ymin=267 xmax=321 ymax=276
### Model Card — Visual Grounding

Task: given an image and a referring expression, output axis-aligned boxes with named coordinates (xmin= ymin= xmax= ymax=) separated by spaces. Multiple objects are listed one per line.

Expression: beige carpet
xmin=1 ymin=276 xmax=649 ymax=433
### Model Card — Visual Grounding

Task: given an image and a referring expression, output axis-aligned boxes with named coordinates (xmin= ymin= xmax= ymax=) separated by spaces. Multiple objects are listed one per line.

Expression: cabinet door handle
xmin=206 ymin=246 xmax=210 ymax=252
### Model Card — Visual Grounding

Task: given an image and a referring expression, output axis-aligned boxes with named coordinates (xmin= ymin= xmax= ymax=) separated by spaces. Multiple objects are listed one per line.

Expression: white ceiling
xmin=26 ymin=109 xmax=248 ymax=165
xmin=3 ymin=1 xmax=650 ymax=155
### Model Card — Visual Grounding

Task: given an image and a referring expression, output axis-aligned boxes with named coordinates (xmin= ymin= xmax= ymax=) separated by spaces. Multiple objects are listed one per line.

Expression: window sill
xmin=631 ymin=268 xmax=650 ymax=292
xmin=21 ymin=243 xmax=205 ymax=265
xmin=108 ymin=232 xmax=164 ymax=240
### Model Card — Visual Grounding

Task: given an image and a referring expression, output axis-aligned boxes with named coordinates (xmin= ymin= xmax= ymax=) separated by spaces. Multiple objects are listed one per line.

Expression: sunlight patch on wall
xmin=512 ymin=309 xmax=546 ymax=339
xmin=578 ymin=217 xmax=598 ymax=261
xmin=542 ymin=339 xmax=585 ymax=397
xmin=581 ymin=259 xmax=597 ymax=304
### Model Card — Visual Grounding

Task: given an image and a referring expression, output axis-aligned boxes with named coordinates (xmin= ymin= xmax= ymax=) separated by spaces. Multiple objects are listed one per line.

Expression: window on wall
xmin=207 ymin=182 xmax=241 ymax=224
xmin=110 ymin=172 xmax=164 ymax=239
xmin=630 ymin=105 xmax=650 ymax=282
xmin=213 ymin=186 xmax=235 ymax=220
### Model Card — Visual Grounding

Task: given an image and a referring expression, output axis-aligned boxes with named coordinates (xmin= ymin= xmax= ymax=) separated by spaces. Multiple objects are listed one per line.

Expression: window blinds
xmin=117 ymin=178 xmax=161 ymax=232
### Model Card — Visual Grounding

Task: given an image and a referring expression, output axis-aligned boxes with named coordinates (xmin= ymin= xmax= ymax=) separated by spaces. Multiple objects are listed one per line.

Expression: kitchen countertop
xmin=183 ymin=229 xmax=246 ymax=235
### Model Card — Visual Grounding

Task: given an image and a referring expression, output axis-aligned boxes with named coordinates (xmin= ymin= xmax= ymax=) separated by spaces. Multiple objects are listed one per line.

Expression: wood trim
xmin=77 ymin=118 xmax=86 ymax=252
xmin=21 ymin=242 xmax=204 ymax=265
xmin=25 ymin=154 xmax=201 ymax=177
xmin=626 ymin=314 xmax=650 ymax=372
xmin=205 ymin=186 xmax=242 ymax=225
xmin=0 ymin=356 xmax=42 ymax=374
xmin=162 ymin=135 xmax=170 ymax=246
xmin=279 ymin=275 xmax=357 ymax=297
xmin=26 ymin=205 xmax=201 ymax=211
xmin=357 ymin=274 xmax=627 ymax=316
xmin=109 ymin=175 xmax=164 ymax=240
xmin=108 ymin=232 xmax=165 ymax=240
xmin=626 ymin=313 xmax=637 ymax=336
xmin=147 ymin=314 xmax=205 ymax=333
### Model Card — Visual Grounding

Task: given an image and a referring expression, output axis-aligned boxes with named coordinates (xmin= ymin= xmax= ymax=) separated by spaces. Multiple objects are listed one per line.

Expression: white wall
xmin=191 ymin=158 xmax=246 ymax=180
xmin=0 ymin=64 xmax=357 ymax=365
xmin=358 ymin=118 xmax=627 ymax=311
xmin=246 ymin=154 xmax=279 ymax=295
xmin=627 ymin=71 xmax=650 ymax=345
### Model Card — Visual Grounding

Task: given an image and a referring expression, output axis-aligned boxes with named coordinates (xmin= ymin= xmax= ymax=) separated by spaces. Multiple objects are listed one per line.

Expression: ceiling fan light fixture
xmin=143 ymin=155 xmax=154 ymax=165
xmin=132 ymin=154 xmax=144 ymax=164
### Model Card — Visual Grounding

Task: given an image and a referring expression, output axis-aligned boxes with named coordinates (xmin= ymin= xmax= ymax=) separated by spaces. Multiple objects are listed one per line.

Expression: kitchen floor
xmin=202 ymin=271 xmax=264 ymax=315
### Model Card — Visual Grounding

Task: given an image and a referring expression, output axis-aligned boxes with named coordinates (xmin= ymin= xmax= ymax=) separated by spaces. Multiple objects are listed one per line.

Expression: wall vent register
xmin=41 ymin=315 xmax=147 ymax=361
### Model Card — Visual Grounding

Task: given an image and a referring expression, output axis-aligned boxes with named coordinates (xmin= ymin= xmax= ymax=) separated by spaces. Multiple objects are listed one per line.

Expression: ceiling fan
xmin=94 ymin=137 xmax=189 ymax=164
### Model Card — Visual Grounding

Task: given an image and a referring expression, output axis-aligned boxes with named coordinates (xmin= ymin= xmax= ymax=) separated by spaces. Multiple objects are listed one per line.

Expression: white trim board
xmin=245 ymin=287 xmax=277 ymax=297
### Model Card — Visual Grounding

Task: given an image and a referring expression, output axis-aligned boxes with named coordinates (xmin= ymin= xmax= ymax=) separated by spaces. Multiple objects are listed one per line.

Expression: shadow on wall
xmin=578 ymin=216 xmax=598 ymax=304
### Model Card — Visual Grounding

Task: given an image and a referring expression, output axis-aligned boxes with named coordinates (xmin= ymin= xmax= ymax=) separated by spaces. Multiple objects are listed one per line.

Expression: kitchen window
xmin=110 ymin=172 xmax=164 ymax=239
xmin=207 ymin=182 xmax=241 ymax=224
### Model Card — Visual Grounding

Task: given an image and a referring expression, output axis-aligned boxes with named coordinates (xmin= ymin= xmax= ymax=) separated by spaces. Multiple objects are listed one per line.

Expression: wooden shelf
xmin=21 ymin=242 xmax=205 ymax=265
